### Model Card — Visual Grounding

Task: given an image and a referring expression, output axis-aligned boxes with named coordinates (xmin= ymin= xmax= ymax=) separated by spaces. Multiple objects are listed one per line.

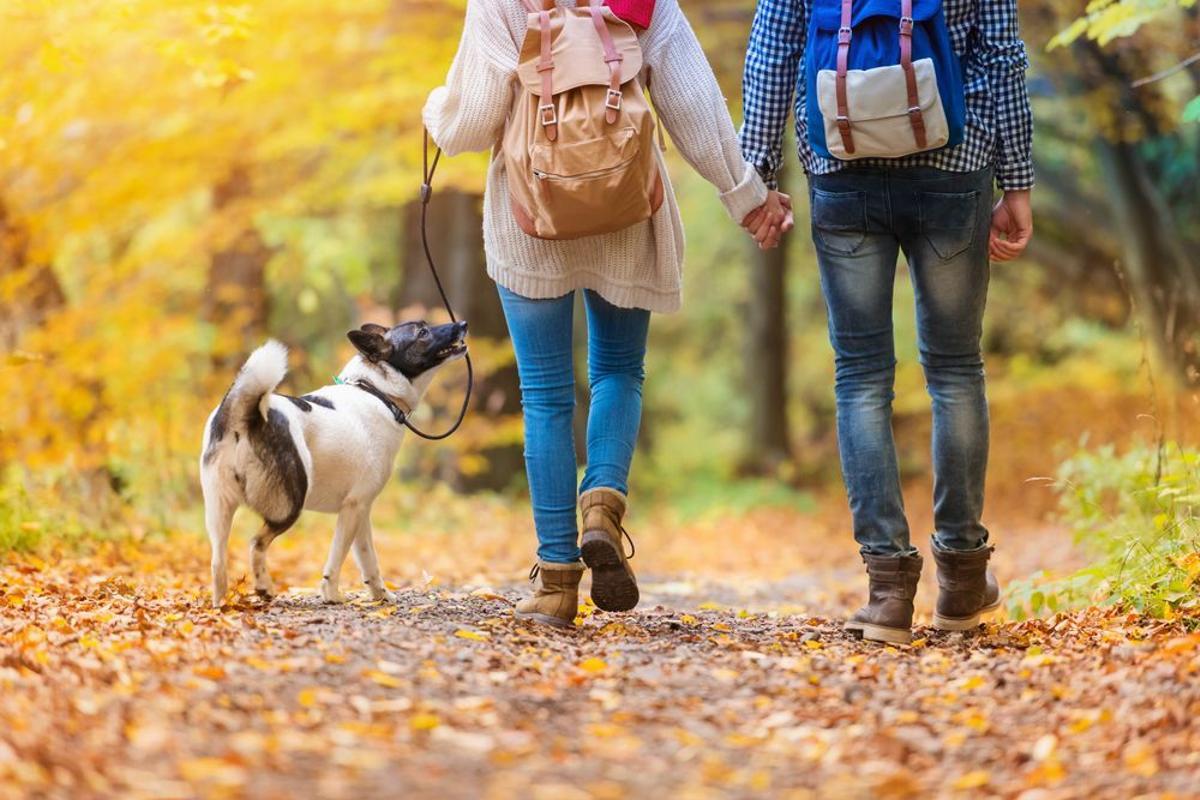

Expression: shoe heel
xmin=581 ymin=533 xmax=638 ymax=612
xmin=860 ymin=623 xmax=912 ymax=645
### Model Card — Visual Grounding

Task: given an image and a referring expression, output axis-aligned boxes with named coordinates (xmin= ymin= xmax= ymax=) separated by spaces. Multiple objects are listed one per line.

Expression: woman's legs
xmin=496 ymin=285 xmax=580 ymax=564
xmin=579 ymin=289 xmax=650 ymax=495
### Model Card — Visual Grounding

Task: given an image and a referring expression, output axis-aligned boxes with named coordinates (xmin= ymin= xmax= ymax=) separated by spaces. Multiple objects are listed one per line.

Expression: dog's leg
xmin=351 ymin=513 xmax=389 ymax=602
xmin=250 ymin=524 xmax=281 ymax=599
xmin=205 ymin=496 xmax=236 ymax=609
xmin=320 ymin=503 xmax=362 ymax=603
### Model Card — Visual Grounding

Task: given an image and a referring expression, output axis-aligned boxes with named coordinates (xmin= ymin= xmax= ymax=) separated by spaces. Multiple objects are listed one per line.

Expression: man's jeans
xmin=809 ymin=166 xmax=993 ymax=556
xmin=497 ymin=285 xmax=649 ymax=564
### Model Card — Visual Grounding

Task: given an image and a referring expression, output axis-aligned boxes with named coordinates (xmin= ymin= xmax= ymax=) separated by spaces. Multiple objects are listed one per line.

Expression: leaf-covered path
xmin=3 ymin=515 xmax=1199 ymax=800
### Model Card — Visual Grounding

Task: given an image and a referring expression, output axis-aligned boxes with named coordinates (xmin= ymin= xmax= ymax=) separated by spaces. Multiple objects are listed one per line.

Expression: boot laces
xmin=620 ymin=525 xmax=636 ymax=560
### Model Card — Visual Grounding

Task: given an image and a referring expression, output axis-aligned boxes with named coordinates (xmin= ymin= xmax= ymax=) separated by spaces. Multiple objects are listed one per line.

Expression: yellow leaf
xmin=324 ymin=652 xmax=346 ymax=664
xmin=455 ymin=629 xmax=489 ymax=641
xmin=1123 ymin=742 xmax=1159 ymax=777
xmin=804 ymin=639 xmax=823 ymax=650
xmin=297 ymin=688 xmax=319 ymax=708
xmin=409 ymin=712 xmax=440 ymax=731
xmin=578 ymin=657 xmax=608 ymax=674
xmin=194 ymin=665 xmax=226 ymax=680
xmin=367 ymin=670 xmax=404 ymax=688
xmin=952 ymin=770 xmax=990 ymax=790
xmin=712 ymin=622 xmax=732 ymax=632
xmin=680 ymin=614 xmax=698 ymax=625
xmin=698 ymin=601 xmax=723 ymax=610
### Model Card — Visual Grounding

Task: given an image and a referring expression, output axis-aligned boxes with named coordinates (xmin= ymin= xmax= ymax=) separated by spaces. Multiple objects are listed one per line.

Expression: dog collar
xmin=350 ymin=379 xmax=411 ymax=426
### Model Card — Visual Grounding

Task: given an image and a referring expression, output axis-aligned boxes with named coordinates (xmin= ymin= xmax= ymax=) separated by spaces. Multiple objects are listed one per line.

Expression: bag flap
xmin=517 ymin=8 xmax=644 ymax=96
xmin=815 ymin=58 xmax=940 ymax=121
xmin=813 ymin=0 xmax=941 ymax=31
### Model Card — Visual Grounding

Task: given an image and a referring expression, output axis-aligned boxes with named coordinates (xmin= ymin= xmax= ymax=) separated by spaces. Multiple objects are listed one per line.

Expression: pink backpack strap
xmin=584 ymin=0 xmax=624 ymax=124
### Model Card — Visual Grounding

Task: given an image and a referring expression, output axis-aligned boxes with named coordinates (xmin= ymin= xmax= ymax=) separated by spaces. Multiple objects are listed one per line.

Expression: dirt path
xmin=2 ymin=529 xmax=1199 ymax=800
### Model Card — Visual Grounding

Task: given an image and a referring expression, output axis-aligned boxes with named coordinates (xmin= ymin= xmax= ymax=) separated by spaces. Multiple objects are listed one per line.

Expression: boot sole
xmin=514 ymin=610 xmax=576 ymax=630
xmin=859 ymin=623 xmax=912 ymax=645
xmin=581 ymin=532 xmax=639 ymax=612
xmin=932 ymin=600 xmax=1002 ymax=631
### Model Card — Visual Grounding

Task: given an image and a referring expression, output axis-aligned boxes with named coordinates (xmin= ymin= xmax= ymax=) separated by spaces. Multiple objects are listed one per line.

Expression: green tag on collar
xmin=333 ymin=375 xmax=345 ymax=385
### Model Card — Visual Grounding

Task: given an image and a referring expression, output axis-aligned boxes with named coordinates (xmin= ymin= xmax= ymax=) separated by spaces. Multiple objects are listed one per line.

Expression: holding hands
xmin=742 ymin=190 xmax=794 ymax=250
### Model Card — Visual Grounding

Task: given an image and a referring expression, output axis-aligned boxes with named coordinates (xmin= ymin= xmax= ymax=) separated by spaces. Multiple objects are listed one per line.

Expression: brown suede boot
xmin=932 ymin=543 xmax=1001 ymax=631
xmin=844 ymin=552 xmax=923 ymax=644
xmin=514 ymin=560 xmax=584 ymax=630
xmin=579 ymin=488 xmax=639 ymax=612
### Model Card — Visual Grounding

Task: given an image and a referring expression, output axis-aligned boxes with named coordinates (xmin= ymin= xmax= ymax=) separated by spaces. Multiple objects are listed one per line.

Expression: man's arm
xmin=739 ymin=0 xmax=806 ymax=191
xmin=979 ymin=0 xmax=1035 ymax=260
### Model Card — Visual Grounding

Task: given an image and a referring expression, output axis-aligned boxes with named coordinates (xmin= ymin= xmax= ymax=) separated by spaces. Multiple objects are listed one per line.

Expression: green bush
xmin=1008 ymin=441 xmax=1200 ymax=620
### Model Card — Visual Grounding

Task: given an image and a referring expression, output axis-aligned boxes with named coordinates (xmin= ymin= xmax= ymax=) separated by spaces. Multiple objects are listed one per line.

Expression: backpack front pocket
xmin=816 ymin=58 xmax=950 ymax=160
xmin=528 ymin=127 xmax=654 ymax=239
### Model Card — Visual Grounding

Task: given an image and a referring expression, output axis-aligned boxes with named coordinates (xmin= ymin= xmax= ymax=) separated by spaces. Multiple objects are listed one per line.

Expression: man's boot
xmin=579 ymin=488 xmax=639 ymax=612
xmin=514 ymin=560 xmax=584 ymax=629
xmin=845 ymin=552 xmax=923 ymax=644
xmin=932 ymin=543 xmax=1001 ymax=631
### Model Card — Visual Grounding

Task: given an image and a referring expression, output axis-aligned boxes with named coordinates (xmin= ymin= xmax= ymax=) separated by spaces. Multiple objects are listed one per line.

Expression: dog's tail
xmin=225 ymin=339 xmax=288 ymax=424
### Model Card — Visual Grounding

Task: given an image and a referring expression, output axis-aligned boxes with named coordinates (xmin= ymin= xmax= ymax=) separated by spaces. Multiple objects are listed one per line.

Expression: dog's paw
xmin=320 ymin=582 xmax=347 ymax=604
xmin=366 ymin=584 xmax=392 ymax=603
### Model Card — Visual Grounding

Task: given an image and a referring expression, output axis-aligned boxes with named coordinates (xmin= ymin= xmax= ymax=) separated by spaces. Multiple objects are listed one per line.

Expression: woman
xmin=424 ymin=0 xmax=790 ymax=628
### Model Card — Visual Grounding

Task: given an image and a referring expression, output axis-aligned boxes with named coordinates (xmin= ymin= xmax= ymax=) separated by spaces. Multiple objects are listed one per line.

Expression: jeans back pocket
xmin=919 ymin=190 xmax=980 ymax=261
xmin=811 ymin=188 xmax=867 ymax=256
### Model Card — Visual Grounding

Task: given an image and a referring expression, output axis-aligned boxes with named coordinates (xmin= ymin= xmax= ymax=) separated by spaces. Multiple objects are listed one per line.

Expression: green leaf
xmin=1183 ymin=96 xmax=1200 ymax=124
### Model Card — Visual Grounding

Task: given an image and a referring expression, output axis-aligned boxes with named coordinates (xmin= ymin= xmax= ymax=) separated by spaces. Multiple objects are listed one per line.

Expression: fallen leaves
xmin=1 ymin=538 xmax=1199 ymax=799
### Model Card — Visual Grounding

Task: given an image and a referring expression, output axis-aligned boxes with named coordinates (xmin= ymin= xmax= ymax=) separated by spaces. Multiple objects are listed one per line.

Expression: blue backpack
xmin=805 ymin=0 xmax=965 ymax=161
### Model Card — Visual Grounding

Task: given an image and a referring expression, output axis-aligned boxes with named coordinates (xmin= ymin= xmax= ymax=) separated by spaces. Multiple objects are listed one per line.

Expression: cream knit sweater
xmin=422 ymin=0 xmax=768 ymax=313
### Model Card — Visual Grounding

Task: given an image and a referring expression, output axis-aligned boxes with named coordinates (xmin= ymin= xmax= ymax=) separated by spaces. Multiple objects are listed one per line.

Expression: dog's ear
xmin=359 ymin=323 xmax=389 ymax=337
xmin=347 ymin=329 xmax=392 ymax=363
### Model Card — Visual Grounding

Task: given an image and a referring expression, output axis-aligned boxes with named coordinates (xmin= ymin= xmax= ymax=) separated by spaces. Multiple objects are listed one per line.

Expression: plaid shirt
xmin=739 ymin=0 xmax=1035 ymax=191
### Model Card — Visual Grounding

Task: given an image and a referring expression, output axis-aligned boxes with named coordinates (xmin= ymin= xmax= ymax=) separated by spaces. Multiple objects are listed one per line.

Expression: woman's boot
xmin=845 ymin=552 xmax=923 ymax=644
xmin=514 ymin=560 xmax=584 ymax=629
xmin=932 ymin=544 xmax=1001 ymax=631
xmin=579 ymin=488 xmax=639 ymax=612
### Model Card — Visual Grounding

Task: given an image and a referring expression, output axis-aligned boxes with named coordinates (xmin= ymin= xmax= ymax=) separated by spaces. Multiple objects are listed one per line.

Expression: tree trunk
xmin=205 ymin=165 xmax=270 ymax=368
xmin=0 ymin=199 xmax=65 ymax=351
xmin=401 ymin=189 xmax=523 ymax=493
xmin=742 ymin=204 xmax=794 ymax=473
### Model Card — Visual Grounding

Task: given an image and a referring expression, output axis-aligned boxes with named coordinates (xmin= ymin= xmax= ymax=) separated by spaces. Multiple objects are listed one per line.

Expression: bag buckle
xmin=899 ymin=16 xmax=914 ymax=34
xmin=837 ymin=26 xmax=852 ymax=44
xmin=836 ymin=114 xmax=852 ymax=133
xmin=605 ymin=88 xmax=623 ymax=112
xmin=539 ymin=103 xmax=558 ymax=127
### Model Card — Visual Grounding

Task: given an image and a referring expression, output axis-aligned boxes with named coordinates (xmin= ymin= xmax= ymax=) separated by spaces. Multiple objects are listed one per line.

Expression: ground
xmin=2 ymin=490 xmax=1199 ymax=800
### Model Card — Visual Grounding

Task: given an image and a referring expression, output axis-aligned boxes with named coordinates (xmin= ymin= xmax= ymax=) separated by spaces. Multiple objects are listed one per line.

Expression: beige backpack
xmin=503 ymin=0 xmax=663 ymax=241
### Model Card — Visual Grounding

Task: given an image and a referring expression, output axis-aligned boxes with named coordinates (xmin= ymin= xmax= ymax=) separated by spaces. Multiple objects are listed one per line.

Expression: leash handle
xmin=402 ymin=130 xmax=473 ymax=442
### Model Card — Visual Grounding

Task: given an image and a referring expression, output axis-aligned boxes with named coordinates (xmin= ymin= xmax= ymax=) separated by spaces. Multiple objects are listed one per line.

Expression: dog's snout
xmin=456 ymin=320 xmax=469 ymax=337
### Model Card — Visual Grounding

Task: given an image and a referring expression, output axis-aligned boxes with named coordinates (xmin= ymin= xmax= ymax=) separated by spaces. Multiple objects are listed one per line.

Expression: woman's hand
xmin=742 ymin=190 xmax=794 ymax=250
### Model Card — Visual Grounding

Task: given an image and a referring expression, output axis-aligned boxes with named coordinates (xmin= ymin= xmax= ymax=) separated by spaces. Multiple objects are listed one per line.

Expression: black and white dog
xmin=200 ymin=320 xmax=468 ymax=608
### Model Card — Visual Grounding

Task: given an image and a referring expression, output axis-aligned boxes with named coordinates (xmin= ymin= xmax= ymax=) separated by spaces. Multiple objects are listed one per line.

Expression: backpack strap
xmin=834 ymin=0 xmax=855 ymax=155
xmin=898 ymin=0 xmax=927 ymax=149
xmin=527 ymin=1 xmax=558 ymax=141
xmin=585 ymin=0 xmax=625 ymax=124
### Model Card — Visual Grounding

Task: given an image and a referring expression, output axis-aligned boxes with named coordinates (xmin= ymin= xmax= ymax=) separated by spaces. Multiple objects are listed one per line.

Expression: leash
xmin=386 ymin=131 xmax=474 ymax=441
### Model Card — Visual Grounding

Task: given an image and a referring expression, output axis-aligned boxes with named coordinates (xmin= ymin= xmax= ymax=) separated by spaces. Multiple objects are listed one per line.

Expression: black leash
xmin=373 ymin=131 xmax=473 ymax=442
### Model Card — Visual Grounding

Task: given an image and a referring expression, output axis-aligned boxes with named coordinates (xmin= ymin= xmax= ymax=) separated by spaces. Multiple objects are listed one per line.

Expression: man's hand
xmin=989 ymin=189 xmax=1033 ymax=262
xmin=742 ymin=190 xmax=794 ymax=250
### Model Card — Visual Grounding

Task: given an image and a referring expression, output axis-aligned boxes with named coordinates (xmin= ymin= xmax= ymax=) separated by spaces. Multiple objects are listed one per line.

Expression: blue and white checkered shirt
xmin=739 ymin=0 xmax=1035 ymax=191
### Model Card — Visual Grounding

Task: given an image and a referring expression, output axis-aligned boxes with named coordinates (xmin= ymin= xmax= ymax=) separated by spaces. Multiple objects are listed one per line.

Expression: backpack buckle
xmin=539 ymin=103 xmax=558 ymax=127
xmin=837 ymin=26 xmax=852 ymax=44
xmin=605 ymin=89 xmax=623 ymax=112
xmin=836 ymin=115 xmax=852 ymax=133
xmin=899 ymin=16 xmax=914 ymax=34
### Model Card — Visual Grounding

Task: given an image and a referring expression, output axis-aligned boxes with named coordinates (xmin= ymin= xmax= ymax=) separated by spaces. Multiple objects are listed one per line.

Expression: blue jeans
xmin=809 ymin=166 xmax=993 ymax=556
xmin=497 ymin=285 xmax=650 ymax=564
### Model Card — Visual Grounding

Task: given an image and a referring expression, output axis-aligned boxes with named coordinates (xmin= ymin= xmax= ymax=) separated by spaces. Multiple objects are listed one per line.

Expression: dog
xmin=199 ymin=319 xmax=468 ymax=608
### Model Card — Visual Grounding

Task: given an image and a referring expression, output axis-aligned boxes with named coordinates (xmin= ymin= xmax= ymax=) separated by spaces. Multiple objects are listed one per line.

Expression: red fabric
xmin=605 ymin=0 xmax=654 ymax=29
